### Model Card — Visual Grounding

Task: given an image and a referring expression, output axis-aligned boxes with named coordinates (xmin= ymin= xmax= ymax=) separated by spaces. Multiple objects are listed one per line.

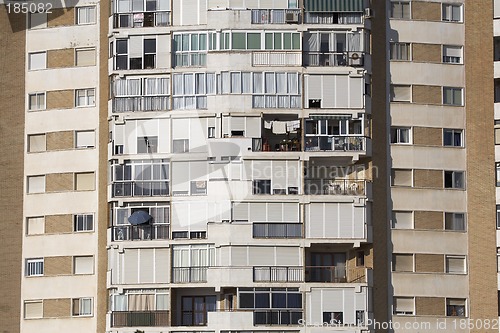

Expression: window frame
xmin=443 ymin=87 xmax=463 ymax=106
xmin=27 ymin=175 xmax=46 ymax=194
xmin=444 ymin=212 xmax=466 ymax=232
xmin=75 ymin=88 xmax=96 ymax=107
xmin=28 ymin=92 xmax=46 ymax=111
xmin=443 ymin=128 xmax=463 ymax=147
xmin=76 ymin=6 xmax=97 ymax=25
xmin=390 ymin=84 xmax=411 ymax=102
xmin=390 ymin=42 xmax=411 ymax=61
xmin=74 ymin=214 xmax=94 ymax=232
xmin=446 ymin=298 xmax=466 ymax=317
xmin=445 ymin=255 xmax=466 ymax=274
xmin=390 ymin=127 xmax=411 ymax=144
xmin=72 ymin=297 xmax=93 ymax=317
xmin=75 ymin=47 xmax=97 ymax=67
xmin=393 ymin=297 xmax=415 ymax=316
xmin=28 ymin=51 xmax=47 ymax=71
xmin=25 ymin=258 xmax=44 ymax=277
xmin=444 ymin=170 xmax=465 ymax=189
xmin=442 ymin=45 xmax=463 ymax=64
xmin=442 ymin=3 xmax=462 ymax=23
xmin=390 ymin=1 xmax=411 ymax=20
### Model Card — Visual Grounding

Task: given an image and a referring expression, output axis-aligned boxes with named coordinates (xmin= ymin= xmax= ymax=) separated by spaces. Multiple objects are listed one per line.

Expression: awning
xmin=128 ymin=210 xmax=152 ymax=225
xmin=309 ymin=114 xmax=352 ymax=120
xmin=304 ymin=0 xmax=365 ymax=12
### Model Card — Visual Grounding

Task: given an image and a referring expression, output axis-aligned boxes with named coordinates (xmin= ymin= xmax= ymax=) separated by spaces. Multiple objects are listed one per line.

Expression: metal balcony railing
xmin=304 ymin=136 xmax=366 ymax=152
xmin=251 ymin=9 xmax=301 ymax=24
xmin=252 ymin=51 xmax=302 ymax=66
xmin=253 ymin=310 xmax=303 ymax=325
xmin=303 ymin=51 xmax=364 ymax=67
xmin=111 ymin=224 xmax=169 ymax=241
xmin=253 ymin=266 xmax=303 ymax=282
xmin=112 ymin=181 xmax=169 ymax=197
xmin=304 ymin=179 xmax=367 ymax=196
xmin=112 ymin=96 xmax=170 ymax=112
xmin=253 ymin=223 xmax=303 ymax=238
xmin=113 ymin=11 xmax=171 ymax=28
xmin=172 ymin=267 xmax=208 ymax=283
xmin=305 ymin=266 xmax=367 ymax=283
xmin=111 ymin=310 xmax=170 ymax=327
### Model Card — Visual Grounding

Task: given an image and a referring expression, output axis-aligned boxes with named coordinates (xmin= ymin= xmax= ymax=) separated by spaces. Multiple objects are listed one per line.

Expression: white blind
xmin=394 ymin=297 xmax=414 ymax=312
xmin=443 ymin=45 xmax=462 ymax=58
xmin=29 ymin=52 xmax=46 ymax=70
xmin=139 ymin=249 xmax=154 ymax=283
xmin=124 ymin=249 xmax=139 ymax=283
xmin=446 ymin=256 xmax=465 ymax=273
xmin=306 ymin=75 xmax=322 ymax=100
xmin=27 ymin=217 xmax=45 ymax=235
xmin=393 ymin=254 xmax=413 ymax=272
xmin=76 ymin=49 xmax=96 ymax=66
xmin=74 ymin=256 xmax=94 ymax=274
xmin=76 ymin=131 xmax=95 ymax=148
xmin=155 ymin=248 xmax=169 ymax=283
xmin=129 ymin=36 xmax=143 ymax=58
xmin=28 ymin=176 xmax=45 ymax=193
xmin=392 ymin=85 xmax=411 ymax=102
xmin=24 ymin=301 xmax=43 ymax=319
xmin=249 ymin=247 xmax=274 ymax=265
xmin=276 ymin=247 xmax=300 ymax=265
xmin=76 ymin=172 xmax=95 ymax=191
xmin=392 ymin=169 xmax=412 ymax=186
xmin=231 ymin=247 xmax=248 ymax=266
xmin=393 ymin=211 xmax=413 ymax=229
xmin=29 ymin=134 xmax=46 ymax=152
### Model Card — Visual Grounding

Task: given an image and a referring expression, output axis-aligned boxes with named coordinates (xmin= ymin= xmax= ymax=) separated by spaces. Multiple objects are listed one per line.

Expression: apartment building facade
xmin=0 ymin=1 xmax=497 ymax=333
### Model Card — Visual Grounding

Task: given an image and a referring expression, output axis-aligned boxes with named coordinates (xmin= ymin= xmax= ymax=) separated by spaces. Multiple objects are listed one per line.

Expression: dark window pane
xmin=144 ymin=39 xmax=156 ymax=53
xmin=239 ymin=293 xmax=254 ymax=308
xmin=116 ymin=40 xmax=128 ymax=54
xmin=255 ymin=293 xmax=270 ymax=308
xmin=271 ymin=293 xmax=286 ymax=308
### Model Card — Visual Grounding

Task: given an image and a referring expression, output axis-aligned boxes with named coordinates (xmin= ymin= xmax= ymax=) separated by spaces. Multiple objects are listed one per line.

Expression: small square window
xmin=390 ymin=1 xmax=411 ymax=19
xmin=390 ymin=85 xmax=411 ymax=102
xmin=27 ymin=216 xmax=45 ymax=235
xmin=26 ymin=258 xmax=44 ymax=276
xmin=442 ymin=4 xmax=462 ymax=22
xmin=253 ymin=179 xmax=271 ymax=195
xmin=445 ymin=213 xmax=466 ymax=231
xmin=74 ymin=214 xmax=94 ymax=232
xmin=75 ymin=48 xmax=96 ymax=67
xmin=444 ymin=171 xmax=464 ymax=189
xmin=443 ymin=45 xmax=462 ymax=64
xmin=28 ymin=134 xmax=46 ymax=152
xmin=29 ymin=12 xmax=47 ymax=29
xmin=137 ymin=136 xmax=158 ymax=154
xmin=28 ymin=93 xmax=46 ymax=111
xmin=27 ymin=175 xmax=45 ymax=194
xmin=323 ymin=312 xmax=343 ymax=325
xmin=443 ymin=87 xmax=463 ymax=106
xmin=443 ymin=129 xmax=463 ymax=147
xmin=390 ymin=127 xmax=411 ymax=144
xmin=75 ymin=89 xmax=96 ymax=107
xmin=74 ymin=256 xmax=94 ymax=274
xmin=390 ymin=43 xmax=410 ymax=61
xmin=77 ymin=6 xmax=96 ymax=25
xmin=393 ymin=297 xmax=414 ymax=315
xmin=208 ymin=127 xmax=215 ymax=138
xmin=28 ymin=52 xmax=47 ymax=71
xmin=392 ymin=254 xmax=414 ymax=272
xmin=24 ymin=301 xmax=43 ymax=319
xmin=446 ymin=299 xmax=466 ymax=317
xmin=75 ymin=131 xmax=95 ymax=148
xmin=392 ymin=211 xmax=413 ymax=229
xmin=72 ymin=298 xmax=93 ymax=316
xmin=75 ymin=172 xmax=95 ymax=191
xmin=391 ymin=169 xmax=413 ymax=187
xmin=446 ymin=256 xmax=466 ymax=274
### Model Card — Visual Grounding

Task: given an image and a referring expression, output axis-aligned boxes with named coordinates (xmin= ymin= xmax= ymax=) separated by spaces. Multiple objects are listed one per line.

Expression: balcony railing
xmin=111 ymin=224 xmax=169 ymax=241
xmin=303 ymin=12 xmax=363 ymax=24
xmin=111 ymin=310 xmax=170 ymax=327
xmin=253 ymin=223 xmax=303 ymax=238
xmin=251 ymin=9 xmax=301 ymax=24
xmin=305 ymin=136 xmax=366 ymax=152
xmin=172 ymin=267 xmax=208 ymax=283
xmin=305 ymin=266 xmax=367 ymax=283
xmin=113 ymin=11 xmax=171 ymax=28
xmin=252 ymin=51 xmax=302 ymax=66
xmin=112 ymin=96 xmax=170 ymax=112
xmin=252 ymin=138 xmax=301 ymax=152
xmin=112 ymin=181 xmax=169 ymax=197
xmin=303 ymin=51 xmax=364 ymax=67
xmin=254 ymin=310 xmax=303 ymax=325
xmin=253 ymin=266 xmax=303 ymax=282
xmin=304 ymin=179 xmax=367 ymax=196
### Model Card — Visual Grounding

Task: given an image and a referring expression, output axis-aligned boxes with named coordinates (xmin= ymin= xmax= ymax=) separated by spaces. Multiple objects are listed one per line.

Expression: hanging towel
xmin=264 ymin=120 xmax=273 ymax=129
xmin=272 ymin=121 xmax=287 ymax=134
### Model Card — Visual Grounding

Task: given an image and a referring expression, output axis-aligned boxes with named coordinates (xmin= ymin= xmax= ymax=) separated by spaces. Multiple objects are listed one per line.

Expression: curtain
xmin=206 ymin=73 xmax=215 ymax=94
xmin=173 ymin=74 xmax=183 ymax=95
xmin=276 ymin=73 xmax=287 ymax=94
xmin=253 ymin=96 xmax=265 ymax=108
xmin=184 ymin=74 xmax=194 ymax=95
xmin=305 ymin=33 xmax=318 ymax=52
xmin=195 ymin=73 xmax=206 ymax=94
xmin=221 ymin=72 xmax=230 ymax=94
xmin=278 ymin=95 xmax=289 ymax=108
xmin=288 ymin=73 xmax=298 ymax=94
xmin=290 ymin=96 xmax=301 ymax=108
xmin=265 ymin=72 xmax=275 ymax=94
xmin=348 ymin=32 xmax=361 ymax=52
xmin=242 ymin=72 xmax=252 ymax=93
xmin=128 ymin=294 xmax=154 ymax=311
xmin=253 ymin=72 xmax=263 ymax=93
xmin=231 ymin=72 xmax=242 ymax=93
xmin=156 ymin=294 xmax=169 ymax=310
xmin=114 ymin=295 xmax=127 ymax=311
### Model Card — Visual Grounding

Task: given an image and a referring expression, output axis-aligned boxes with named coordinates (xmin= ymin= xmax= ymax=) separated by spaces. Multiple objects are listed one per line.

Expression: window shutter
xmin=74 ymin=256 xmax=94 ymax=274
xmin=283 ymin=203 xmax=299 ymax=222
xmin=246 ymin=117 xmax=261 ymax=138
xmin=443 ymin=46 xmax=461 ymax=58
xmin=249 ymin=247 xmax=274 ymax=265
xmin=75 ymin=173 xmax=95 ymax=191
xmin=276 ymin=247 xmax=300 ymax=266
xmin=392 ymin=169 xmax=412 ymax=186
xmin=24 ymin=301 xmax=43 ymax=319
xmin=287 ymin=161 xmax=299 ymax=188
xmin=27 ymin=217 xmax=45 ymax=235
xmin=172 ymin=202 xmax=189 ymax=228
xmin=172 ymin=118 xmax=190 ymax=139
xmin=446 ymin=256 xmax=465 ymax=273
xmin=29 ymin=134 xmax=46 ymax=152
xmin=272 ymin=161 xmax=287 ymax=191
xmin=307 ymin=203 xmax=324 ymax=238
xmin=393 ymin=254 xmax=413 ymax=272
xmin=233 ymin=202 xmax=249 ymax=221
xmin=129 ymin=36 xmax=143 ymax=58
xmin=349 ymin=76 xmax=363 ymax=108
xmin=139 ymin=249 xmax=154 ymax=283
xmin=324 ymin=203 xmax=339 ymax=238
xmin=252 ymin=160 xmax=271 ymax=179
xmin=123 ymin=249 xmax=139 ymax=283
xmin=267 ymin=203 xmax=283 ymax=222
xmin=338 ymin=204 xmax=353 ymax=238
xmin=155 ymin=248 xmax=169 ymax=283
xmin=322 ymin=75 xmax=335 ymax=108
xmin=172 ymin=162 xmax=189 ymax=193
xmin=76 ymin=131 xmax=95 ymax=148
xmin=28 ymin=176 xmax=45 ymax=193
xmin=353 ymin=206 xmax=365 ymax=238
xmin=395 ymin=297 xmax=414 ymax=313
xmin=249 ymin=202 xmax=267 ymax=222
xmin=76 ymin=49 xmax=96 ymax=66
xmin=29 ymin=52 xmax=46 ymax=70
xmin=335 ymin=75 xmax=349 ymax=107
xmin=231 ymin=247 xmax=248 ymax=266
xmin=393 ymin=211 xmax=412 ymax=229
xmin=306 ymin=75 xmax=322 ymax=100
xmin=189 ymin=161 xmax=207 ymax=181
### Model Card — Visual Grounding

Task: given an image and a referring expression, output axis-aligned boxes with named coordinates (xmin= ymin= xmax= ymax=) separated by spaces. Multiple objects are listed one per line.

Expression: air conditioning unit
xmin=364 ymin=8 xmax=373 ymax=18
xmin=348 ymin=52 xmax=364 ymax=66
xmin=285 ymin=12 xmax=299 ymax=23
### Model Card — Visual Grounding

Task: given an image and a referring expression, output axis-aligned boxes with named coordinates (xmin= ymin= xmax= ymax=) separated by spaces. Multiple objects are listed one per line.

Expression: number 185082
xmin=6 ymin=2 xmax=53 ymax=14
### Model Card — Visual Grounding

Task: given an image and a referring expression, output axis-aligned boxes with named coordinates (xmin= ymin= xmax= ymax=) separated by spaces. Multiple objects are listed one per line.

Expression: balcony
xmin=303 ymin=12 xmax=363 ymax=24
xmin=112 ymin=181 xmax=169 ymax=197
xmin=111 ymin=224 xmax=169 ymax=241
xmin=111 ymin=310 xmax=170 ymax=327
xmin=304 ymin=179 xmax=367 ymax=196
xmin=252 ymin=51 xmax=302 ymax=66
xmin=254 ymin=310 xmax=303 ymax=325
xmin=251 ymin=9 xmax=301 ymax=24
xmin=253 ymin=266 xmax=303 ymax=282
xmin=305 ymin=266 xmax=368 ymax=283
xmin=172 ymin=267 xmax=208 ymax=283
xmin=112 ymin=96 xmax=170 ymax=113
xmin=305 ymin=136 xmax=367 ymax=152
xmin=303 ymin=51 xmax=364 ymax=67
xmin=113 ymin=11 xmax=171 ymax=28
xmin=252 ymin=223 xmax=303 ymax=238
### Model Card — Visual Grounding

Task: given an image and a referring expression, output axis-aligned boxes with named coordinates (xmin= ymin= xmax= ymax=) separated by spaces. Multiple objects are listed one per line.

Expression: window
xmin=76 ymin=89 xmax=96 ymax=107
xmin=172 ymin=231 xmax=189 ymax=239
xmin=74 ymin=256 xmax=94 ymax=274
xmin=26 ymin=258 xmax=44 ymax=276
xmin=72 ymin=298 xmax=93 ymax=316
xmin=208 ymin=127 xmax=215 ymax=138
xmin=390 ymin=85 xmax=411 ymax=102
xmin=28 ymin=92 xmax=46 ymax=111
xmin=323 ymin=312 xmax=343 ymax=325
xmin=181 ymin=296 xmax=216 ymax=326
xmin=496 ymin=125 xmax=500 ymax=145
xmin=253 ymin=180 xmax=271 ymax=195
xmin=446 ymin=299 xmax=466 ymax=317
xmin=393 ymin=297 xmax=414 ymax=315
xmin=390 ymin=127 xmax=411 ymax=144
xmin=444 ymin=171 xmax=464 ymax=189
xmin=390 ymin=1 xmax=410 ymax=19
xmin=391 ymin=169 xmax=412 ymax=187
xmin=392 ymin=211 xmax=413 ymax=229
xmin=74 ymin=214 xmax=94 ymax=232
xmin=137 ymin=136 xmax=158 ymax=153
xmin=443 ymin=129 xmax=463 ymax=147
xmin=24 ymin=301 xmax=43 ymax=319
xmin=497 ymin=163 xmax=500 ymax=186
xmin=76 ymin=6 xmax=96 ymax=24
xmin=446 ymin=256 xmax=465 ymax=274
xmin=190 ymin=181 xmax=207 ymax=195
xmin=443 ymin=87 xmax=463 ymax=106
xmin=390 ymin=43 xmax=410 ymax=61
xmin=115 ymin=39 xmax=128 ymax=70
xmin=173 ymin=33 xmax=207 ymax=67
xmin=445 ymin=213 xmax=466 ymax=231
xmin=172 ymin=72 xmax=215 ymax=109
xmin=190 ymin=231 xmax=207 ymax=239
xmin=392 ymin=254 xmax=413 ymax=272
xmin=29 ymin=12 xmax=47 ymax=29
xmin=75 ymin=172 xmax=95 ymax=191
xmin=75 ymin=131 xmax=95 ymax=148
xmin=27 ymin=216 xmax=45 ymax=235
xmin=27 ymin=176 xmax=45 ymax=194
xmin=28 ymin=134 xmax=46 ymax=152
xmin=173 ymin=139 xmax=189 ymax=153
xmin=75 ymin=48 xmax=96 ymax=66
xmin=143 ymin=39 xmax=156 ymax=69
xmin=443 ymin=45 xmax=462 ymax=64
xmin=28 ymin=52 xmax=46 ymax=70
xmin=442 ymin=4 xmax=462 ymax=22
xmin=497 ymin=205 xmax=500 ymax=229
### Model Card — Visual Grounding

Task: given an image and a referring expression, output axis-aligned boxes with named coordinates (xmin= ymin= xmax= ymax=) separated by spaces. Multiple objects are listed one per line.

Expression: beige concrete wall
xmin=43 ymin=298 xmax=71 ymax=317
xmin=411 ymin=2 xmax=442 ymax=21
xmin=44 ymin=256 xmax=73 ymax=276
xmin=413 ymin=127 xmax=442 ymax=146
xmin=414 ymin=169 xmax=443 ymax=188
xmin=0 ymin=7 xmax=25 ymax=333
xmin=47 ymin=90 xmax=73 ymax=110
xmin=47 ymin=8 xmax=75 ymax=28
xmin=45 ymin=214 xmax=73 ymax=234
xmin=412 ymin=43 xmax=442 ymax=63
xmin=415 ymin=297 xmax=445 ymax=316
xmin=47 ymin=49 xmax=74 ymax=68
xmin=412 ymin=85 xmax=442 ymax=105
xmin=414 ymin=211 xmax=443 ymax=230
